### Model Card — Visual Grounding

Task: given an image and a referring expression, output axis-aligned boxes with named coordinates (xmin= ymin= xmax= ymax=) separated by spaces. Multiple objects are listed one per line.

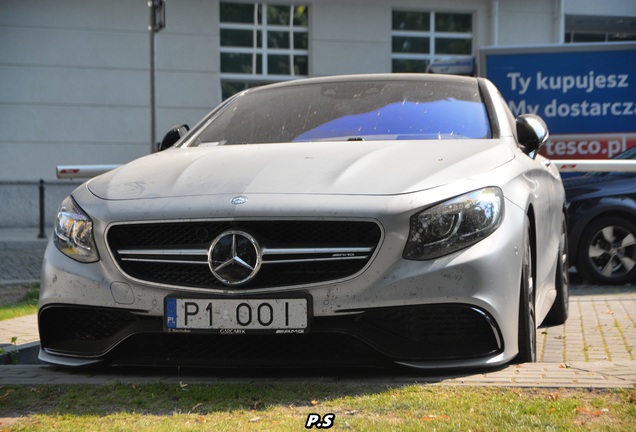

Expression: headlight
xmin=53 ymin=196 xmax=99 ymax=263
xmin=404 ymin=187 xmax=504 ymax=260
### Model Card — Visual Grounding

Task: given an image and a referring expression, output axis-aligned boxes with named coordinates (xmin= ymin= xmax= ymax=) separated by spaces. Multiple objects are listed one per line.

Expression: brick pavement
xmin=1 ymin=285 xmax=634 ymax=388
xmin=538 ymin=286 xmax=635 ymax=364
xmin=0 ymin=315 xmax=39 ymax=349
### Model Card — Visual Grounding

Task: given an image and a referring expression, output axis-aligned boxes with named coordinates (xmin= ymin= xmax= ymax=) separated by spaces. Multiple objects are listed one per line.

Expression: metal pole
xmin=149 ymin=1 xmax=165 ymax=154
xmin=149 ymin=2 xmax=156 ymax=153
xmin=38 ymin=179 xmax=46 ymax=239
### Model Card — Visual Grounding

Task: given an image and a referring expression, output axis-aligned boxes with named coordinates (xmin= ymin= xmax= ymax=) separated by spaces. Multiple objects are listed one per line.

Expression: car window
xmin=190 ymin=79 xmax=492 ymax=146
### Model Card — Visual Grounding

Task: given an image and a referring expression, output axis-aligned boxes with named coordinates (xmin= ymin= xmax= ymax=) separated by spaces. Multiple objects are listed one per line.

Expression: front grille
xmin=39 ymin=304 xmax=502 ymax=366
xmin=107 ymin=220 xmax=382 ymax=289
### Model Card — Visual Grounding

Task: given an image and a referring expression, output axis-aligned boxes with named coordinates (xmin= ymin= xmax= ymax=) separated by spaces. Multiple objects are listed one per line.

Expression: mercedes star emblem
xmin=208 ymin=230 xmax=262 ymax=286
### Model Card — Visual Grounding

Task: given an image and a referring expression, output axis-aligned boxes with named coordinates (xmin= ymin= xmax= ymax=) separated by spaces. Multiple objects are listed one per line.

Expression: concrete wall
xmin=496 ymin=0 xmax=561 ymax=45
xmin=311 ymin=0 xmax=392 ymax=76
xmin=0 ymin=0 xmax=219 ymax=184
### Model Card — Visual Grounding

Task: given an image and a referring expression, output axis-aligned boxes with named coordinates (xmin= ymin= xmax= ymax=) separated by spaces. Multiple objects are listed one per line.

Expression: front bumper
xmin=39 ymin=302 xmax=502 ymax=368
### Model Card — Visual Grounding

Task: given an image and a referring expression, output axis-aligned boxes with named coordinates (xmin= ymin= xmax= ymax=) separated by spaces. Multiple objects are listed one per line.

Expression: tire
xmin=516 ymin=227 xmax=536 ymax=363
xmin=577 ymin=216 xmax=636 ymax=285
xmin=545 ymin=215 xmax=569 ymax=325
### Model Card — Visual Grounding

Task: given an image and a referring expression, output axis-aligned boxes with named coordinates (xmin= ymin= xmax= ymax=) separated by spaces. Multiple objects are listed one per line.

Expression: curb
xmin=0 ymin=279 xmax=40 ymax=287
xmin=0 ymin=341 xmax=41 ymax=365
xmin=1 ymin=361 xmax=635 ymax=388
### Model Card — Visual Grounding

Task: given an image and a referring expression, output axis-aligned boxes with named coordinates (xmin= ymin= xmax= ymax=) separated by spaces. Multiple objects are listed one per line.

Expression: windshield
xmin=188 ymin=78 xmax=491 ymax=146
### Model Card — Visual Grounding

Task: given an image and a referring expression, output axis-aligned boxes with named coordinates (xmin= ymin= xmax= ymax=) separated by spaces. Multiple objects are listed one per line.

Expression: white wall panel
xmin=0 ymin=27 xmax=148 ymax=70
xmin=156 ymin=72 xmax=218 ymax=110
xmin=311 ymin=2 xmax=389 ymax=42
xmin=0 ymin=0 xmax=146 ymax=31
xmin=162 ymin=0 xmax=219 ymax=35
xmin=311 ymin=1 xmax=390 ymax=76
xmin=0 ymin=105 xmax=148 ymax=144
xmin=156 ymin=33 xmax=219 ymax=73
xmin=496 ymin=0 xmax=559 ymax=45
xmin=312 ymin=41 xmax=390 ymax=76
xmin=0 ymin=142 xmax=148 ymax=170
xmin=0 ymin=66 xmax=148 ymax=106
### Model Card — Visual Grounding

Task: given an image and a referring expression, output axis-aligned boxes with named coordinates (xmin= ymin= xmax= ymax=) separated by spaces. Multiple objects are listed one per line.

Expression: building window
xmin=565 ymin=32 xmax=636 ymax=43
xmin=391 ymin=10 xmax=472 ymax=73
xmin=220 ymin=2 xmax=309 ymax=99
xmin=564 ymin=15 xmax=636 ymax=44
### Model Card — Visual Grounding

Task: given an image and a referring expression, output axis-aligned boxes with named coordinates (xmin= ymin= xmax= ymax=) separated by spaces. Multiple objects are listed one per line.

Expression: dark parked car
xmin=564 ymin=147 xmax=636 ymax=285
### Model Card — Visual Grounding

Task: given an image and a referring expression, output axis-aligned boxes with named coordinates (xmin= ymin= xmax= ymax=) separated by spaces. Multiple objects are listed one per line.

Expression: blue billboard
xmin=481 ymin=43 xmax=636 ymax=160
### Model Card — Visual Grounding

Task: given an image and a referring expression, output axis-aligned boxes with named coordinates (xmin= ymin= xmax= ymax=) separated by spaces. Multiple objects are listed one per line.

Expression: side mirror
xmin=157 ymin=124 xmax=190 ymax=152
xmin=516 ymin=114 xmax=548 ymax=159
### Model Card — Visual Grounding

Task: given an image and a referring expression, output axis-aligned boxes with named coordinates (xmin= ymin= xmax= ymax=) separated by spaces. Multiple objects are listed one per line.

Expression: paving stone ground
xmin=538 ymin=286 xmax=635 ymax=364
xmin=0 ymin=228 xmax=634 ymax=387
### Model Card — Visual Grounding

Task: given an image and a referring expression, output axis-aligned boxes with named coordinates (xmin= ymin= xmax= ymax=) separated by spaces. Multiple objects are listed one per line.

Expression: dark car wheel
xmin=545 ymin=215 xmax=569 ymax=325
xmin=578 ymin=216 xmax=636 ymax=285
xmin=516 ymin=227 xmax=536 ymax=363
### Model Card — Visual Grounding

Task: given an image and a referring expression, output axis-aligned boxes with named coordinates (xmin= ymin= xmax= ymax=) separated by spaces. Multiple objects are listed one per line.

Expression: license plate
xmin=164 ymin=298 xmax=308 ymax=334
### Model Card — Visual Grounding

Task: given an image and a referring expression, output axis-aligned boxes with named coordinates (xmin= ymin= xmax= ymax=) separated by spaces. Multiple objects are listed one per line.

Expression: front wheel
xmin=578 ymin=216 xmax=636 ymax=285
xmin=515 ymin=227 xmax=536 ymax=363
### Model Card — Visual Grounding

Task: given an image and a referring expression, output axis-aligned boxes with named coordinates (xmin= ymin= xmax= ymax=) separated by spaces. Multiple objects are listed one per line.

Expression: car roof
xmin=242 ymin=73 xmax=483 ymax=94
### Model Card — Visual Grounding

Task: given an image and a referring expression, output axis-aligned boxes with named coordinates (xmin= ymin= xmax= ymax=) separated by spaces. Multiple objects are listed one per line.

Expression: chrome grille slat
xmin=264 ymin=256 xmax=370 ymax=264
xmin=120 ymin=258 xmax=208 ymax=265
xmin=117 ymin=246 xmax=374 ymax=265
xmin=262 ymin=246 xmax=374 ymax=255
xmin=119 ymin=249 xmax=209 ymax=256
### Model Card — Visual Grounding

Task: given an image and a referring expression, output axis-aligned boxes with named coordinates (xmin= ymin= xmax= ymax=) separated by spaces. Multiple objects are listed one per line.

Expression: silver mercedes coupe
xmin=39 ymin=74 xmax=569 ymax=369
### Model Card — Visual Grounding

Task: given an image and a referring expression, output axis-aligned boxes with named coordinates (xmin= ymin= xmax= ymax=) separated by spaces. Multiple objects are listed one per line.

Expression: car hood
xmin=87 ymin=140 xmax=514 ymax=200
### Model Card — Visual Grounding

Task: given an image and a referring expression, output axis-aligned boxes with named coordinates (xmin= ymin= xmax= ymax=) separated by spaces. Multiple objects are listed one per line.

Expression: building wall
xmin=496 ymin=0 xmax=561 ymax=45
xmin=310 ymin=0 xmax=392 ymax=76
xmin=0 ymin=0 xmax=219 ymax=184
xmin=0 ymin=0 xmax=633 ymax=227
xmin=564 ymin=0 xmax=636 ymax=17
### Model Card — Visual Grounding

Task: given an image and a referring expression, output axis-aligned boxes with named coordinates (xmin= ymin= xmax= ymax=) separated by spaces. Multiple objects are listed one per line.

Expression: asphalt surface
xmin=1 ymin=228 xmax=635 ymax=388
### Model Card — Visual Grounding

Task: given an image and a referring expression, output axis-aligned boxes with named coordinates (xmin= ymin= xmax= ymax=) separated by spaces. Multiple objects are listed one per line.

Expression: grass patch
xmin=0 ymin=383 xmax=634 ymax=431
xmin=0 ymin=284 xmax=39 ymax=321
